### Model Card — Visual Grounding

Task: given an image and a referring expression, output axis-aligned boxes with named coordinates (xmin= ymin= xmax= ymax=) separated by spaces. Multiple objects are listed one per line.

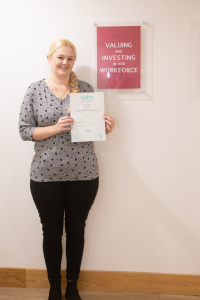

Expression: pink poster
xmin=97 ymin=26 xmax=141 ymax=89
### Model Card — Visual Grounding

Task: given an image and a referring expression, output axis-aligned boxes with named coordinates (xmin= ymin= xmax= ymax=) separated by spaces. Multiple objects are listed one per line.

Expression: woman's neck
xmin=50 ymin=73 xmax=70 ymax=88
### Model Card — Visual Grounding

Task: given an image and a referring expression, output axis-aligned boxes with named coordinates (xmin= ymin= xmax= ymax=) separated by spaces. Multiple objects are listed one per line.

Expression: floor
xmin=0 ymin=288 xmax=200 ymax=300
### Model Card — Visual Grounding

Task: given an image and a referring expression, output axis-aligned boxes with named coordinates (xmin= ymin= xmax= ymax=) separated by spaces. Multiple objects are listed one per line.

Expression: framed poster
xmin=97 ymin=26 xmax=141 ymax=89
xmin=90 ymin=21 xmax=153 ymax=101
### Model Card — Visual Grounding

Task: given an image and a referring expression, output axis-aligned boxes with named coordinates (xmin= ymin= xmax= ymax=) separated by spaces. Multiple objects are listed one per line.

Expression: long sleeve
xmin=19 ymin=85 xmax=37 ymax=141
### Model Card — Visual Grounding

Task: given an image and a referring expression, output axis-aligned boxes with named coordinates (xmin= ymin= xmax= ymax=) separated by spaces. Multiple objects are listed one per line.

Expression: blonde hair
xmin=49 ymin=39 xmax=79 ymax=93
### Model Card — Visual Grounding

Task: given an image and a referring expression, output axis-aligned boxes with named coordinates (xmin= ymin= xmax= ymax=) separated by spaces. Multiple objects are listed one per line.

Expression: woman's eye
xmin=68 ymin=58 xmax=73 ymax=61
xmin=58 ymin=57 xmax=63 ymax=59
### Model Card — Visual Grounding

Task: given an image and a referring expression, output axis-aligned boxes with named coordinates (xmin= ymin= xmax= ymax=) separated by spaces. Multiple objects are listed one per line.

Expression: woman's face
xmin=48 ymin=45 xmax=75 ymax=77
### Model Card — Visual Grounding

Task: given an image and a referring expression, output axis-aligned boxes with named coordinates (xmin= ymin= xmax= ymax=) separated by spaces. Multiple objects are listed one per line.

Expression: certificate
xmin=70 ymin=92 xmax=106 ymax=142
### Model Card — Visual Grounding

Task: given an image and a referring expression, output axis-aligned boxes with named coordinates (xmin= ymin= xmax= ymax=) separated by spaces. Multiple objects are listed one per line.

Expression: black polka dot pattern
xmin=19 ymin=79 xmax=99 ymax=182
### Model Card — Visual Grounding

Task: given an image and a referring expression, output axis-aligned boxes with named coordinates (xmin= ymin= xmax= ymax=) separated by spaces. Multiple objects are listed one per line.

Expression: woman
xmin=19 ymin=39 xmax=115 ymax=300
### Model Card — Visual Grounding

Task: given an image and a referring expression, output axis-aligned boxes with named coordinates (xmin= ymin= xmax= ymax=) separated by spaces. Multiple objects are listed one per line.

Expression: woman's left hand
xmin=104 ymin=113 xmax=115 ymax=134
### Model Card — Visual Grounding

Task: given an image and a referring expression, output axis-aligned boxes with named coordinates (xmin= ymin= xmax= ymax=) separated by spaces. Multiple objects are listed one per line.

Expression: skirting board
xmin=0 ymin=268 xmax=200 ymax=295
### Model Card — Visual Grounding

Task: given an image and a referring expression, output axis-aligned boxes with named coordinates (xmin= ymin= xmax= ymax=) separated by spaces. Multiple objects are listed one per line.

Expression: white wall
xmin=1 ymin=0 xmax=200 ymax=274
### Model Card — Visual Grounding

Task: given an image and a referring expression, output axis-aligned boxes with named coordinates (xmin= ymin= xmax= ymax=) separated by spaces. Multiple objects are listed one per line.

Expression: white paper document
xmin=70 ymin=92 xmax=106 ymax=142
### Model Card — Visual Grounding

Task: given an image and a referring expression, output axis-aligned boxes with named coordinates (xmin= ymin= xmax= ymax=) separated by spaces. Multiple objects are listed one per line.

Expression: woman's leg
xmin=64 ymin=177 xmax=99 ymax=281
xmin=30 ymin=180 xmax=65 ymax=287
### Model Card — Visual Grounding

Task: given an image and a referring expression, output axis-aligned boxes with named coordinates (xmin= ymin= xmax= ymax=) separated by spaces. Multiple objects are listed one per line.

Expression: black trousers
xmin=30 ymin=177 xmax=99 ymax=284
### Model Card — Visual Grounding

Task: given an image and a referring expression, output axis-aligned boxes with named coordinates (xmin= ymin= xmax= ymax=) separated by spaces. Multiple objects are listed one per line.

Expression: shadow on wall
xmin=75 ymin=66 xmax=200 ymax=273
xmin=82 ymin=103 xmax=199 ymax=272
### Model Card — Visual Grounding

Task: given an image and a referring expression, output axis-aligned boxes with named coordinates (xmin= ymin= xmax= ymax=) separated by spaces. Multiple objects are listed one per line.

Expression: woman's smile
xmin=59 ymin=66 xmax=68 ymax=70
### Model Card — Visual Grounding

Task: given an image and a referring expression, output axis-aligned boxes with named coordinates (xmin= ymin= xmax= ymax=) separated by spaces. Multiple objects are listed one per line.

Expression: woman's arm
xmin=19 ymin=86 xmax=37 ymax=141
xmin=32 ymin=125 xmax=59 ymax=141
xmin=32 ymin=116 xmax=74 ymax=141
xmin=19 ymin=84 xmax=74 ymax=141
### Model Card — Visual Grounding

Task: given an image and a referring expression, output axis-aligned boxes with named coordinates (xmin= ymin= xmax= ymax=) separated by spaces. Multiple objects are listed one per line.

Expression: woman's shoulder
xmin=77 ymin=79 xmax=94 ymax=93
xmin=23 ymin=80 xmax=44 ymax=103
xmin=27 ymin=79 xmax=44 ymax=91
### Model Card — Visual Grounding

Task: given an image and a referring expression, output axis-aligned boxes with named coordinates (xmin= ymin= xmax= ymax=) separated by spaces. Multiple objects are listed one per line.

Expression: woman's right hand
xmin=55 ymin=116 xmax=74 ymax=133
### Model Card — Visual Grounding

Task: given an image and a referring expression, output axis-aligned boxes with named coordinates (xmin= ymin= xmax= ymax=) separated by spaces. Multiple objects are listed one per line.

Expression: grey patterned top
xmin=19 ymin=79 xmax=99 ymax=182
